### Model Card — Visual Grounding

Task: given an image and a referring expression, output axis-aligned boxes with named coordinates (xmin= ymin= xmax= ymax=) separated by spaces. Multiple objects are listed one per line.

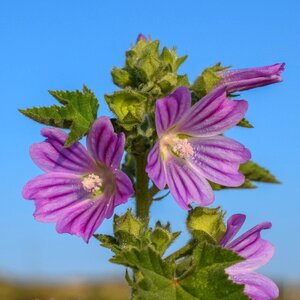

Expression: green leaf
xmin=19 ymin=105 xmax=71 ymax=129
xmin=187 ymin=207 xmax=226 ymax=244
xmin=237 ymin=118 xmax=254 ymax=128
xmin=239 ymin=161 xmax=280 ymax=183
xmin=131 ymin=243 xmax=248 ymax=300
xmin=105 ymin=89 xmax=148 ymax=131
xmin=20 ymin=86 xmax=99 ymax=147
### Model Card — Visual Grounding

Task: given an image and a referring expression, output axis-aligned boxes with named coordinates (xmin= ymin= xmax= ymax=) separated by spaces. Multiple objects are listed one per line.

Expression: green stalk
xmin=134 ymin=153 xmax=152 ymax=221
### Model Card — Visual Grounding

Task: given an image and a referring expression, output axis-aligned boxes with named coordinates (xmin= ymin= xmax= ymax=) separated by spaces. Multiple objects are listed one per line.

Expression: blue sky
xmin=1 ymin=0 xmax=299 ymax=282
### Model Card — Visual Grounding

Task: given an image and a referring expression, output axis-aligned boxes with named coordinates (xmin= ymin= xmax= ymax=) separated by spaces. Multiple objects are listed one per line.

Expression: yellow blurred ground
xmin=0 ymin=280 xmax=299 ymax=299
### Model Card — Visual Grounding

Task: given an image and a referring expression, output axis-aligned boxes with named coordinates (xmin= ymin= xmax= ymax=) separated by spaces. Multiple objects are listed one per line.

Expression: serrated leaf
xmin=131 ymin=243 xmax=248 ymax=300
xmin=94 ymin=234 xmax=121 ymax=253
xmin=237 ymin=118 xmax=254 ymax=128
xmin=239 ymin=161 xmax=280 ymax=183
xmin=20 ymin=86 xmax=99 ymax=147
xmin=19 ymin=105 xmax=71 ymax=128
xmin=105 ymin=89 xmax=147 ymax=131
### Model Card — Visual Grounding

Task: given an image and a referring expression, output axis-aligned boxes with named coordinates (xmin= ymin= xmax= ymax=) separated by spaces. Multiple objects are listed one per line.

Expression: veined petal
xmin=227 ymin=240 xmax=275 ymax=274
xmin=23 ymin=172 xmax=88 ymax=222
xmin=146 ymin=141 xmax=167 ymax=189
xmin=219 ymin=214 xmax=246 ymax=247
xmin=107 ymin=169 xmax=134 ymax=218
xmin=155 ymin=86 xmax=191 ymax=137
xmin=56 ymin=170 xmax=132 ymax=243
xmin=226 ymin=222 xmax=274 ymax=271
xmin=165 ymin=155 xmax=214 ymax=209
xmin=55 ymin=197 xmax=111 ymax=242
xmin=218 ymin=63 xmax=285 ymax=93
xmin=30 ymin=128 xmax=96 ymax=174
xmin=227 ymin=271 xmax=279 ymax=300
xmin=23 ymin=172 xmax=84 ymax=201
xmin=176 ymin=87 xmax=248 ymax=137
xmin=188 ymin=136 xmax=250 ymax=186
xmin=87 ymin=117 xmax=125 ymax=169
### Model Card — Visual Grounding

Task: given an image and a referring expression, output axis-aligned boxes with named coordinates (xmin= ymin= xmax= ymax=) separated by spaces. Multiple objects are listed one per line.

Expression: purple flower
xmin=218 ymin=63 xmax=285 ymax=93
xmin=22 ymin=117 xmax=134 ymax=242
xmin=146 ymin=86 xmax=251 ymax=209
xmin=136 ymin=33 xmax=147 ymax=42
xmin=220 ymin=214 xmax=279 ymax=300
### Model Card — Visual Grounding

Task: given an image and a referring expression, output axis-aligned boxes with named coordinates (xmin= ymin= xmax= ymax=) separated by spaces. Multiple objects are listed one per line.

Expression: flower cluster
xmin=21 ymin=35 xmax=284 ymax=300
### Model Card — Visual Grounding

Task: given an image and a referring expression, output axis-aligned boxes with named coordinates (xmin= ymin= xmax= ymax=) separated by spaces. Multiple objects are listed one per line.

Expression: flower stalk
xmin=134 ymin=153 xmax=152 ymax=221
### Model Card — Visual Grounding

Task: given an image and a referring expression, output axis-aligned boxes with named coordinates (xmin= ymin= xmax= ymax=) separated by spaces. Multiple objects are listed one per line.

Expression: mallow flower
xmin=217 ymin=63 xmax=285 ymax=93
xmin=22 ymin=117 xmax=134 ymax=242
xmin=146 ymin=86 xmax=251 ymax=209
xmin=220 ymin=214 xmax=279 ymax=300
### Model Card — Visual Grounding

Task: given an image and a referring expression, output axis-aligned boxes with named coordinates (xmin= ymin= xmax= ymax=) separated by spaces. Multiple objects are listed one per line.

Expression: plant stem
xmin=165 ymin=239 xmax=197 ymax=262
xmin=134 ymin=153 xmax=152 ymax=221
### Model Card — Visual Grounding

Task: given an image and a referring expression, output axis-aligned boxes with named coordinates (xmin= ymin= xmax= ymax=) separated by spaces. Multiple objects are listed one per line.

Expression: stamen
xmin=173 ymin=139 xmax=194 ymax=159
xmin=82 ymin=173 xmax=103 ymax=193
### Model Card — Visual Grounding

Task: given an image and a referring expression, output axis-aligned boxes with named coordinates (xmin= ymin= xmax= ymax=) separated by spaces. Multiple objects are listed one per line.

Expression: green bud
xmin=104 ymin=89 xmax=147 ymax=131
xmin=114 ymin=210 xmax=144 ymax=238
xmin=187 ymin=207 xmax=226 ymax=243
xmin=192 ymin=63 xmax=229 ymax=99
xmin=111 ymin=68 xmax=133 ymax=88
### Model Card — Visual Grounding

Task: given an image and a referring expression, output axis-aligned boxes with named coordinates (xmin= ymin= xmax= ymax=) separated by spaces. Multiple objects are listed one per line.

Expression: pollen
xmin=82 ymin=173 xmax=103 ymax=193
xmin=173 ymin=139 xmax=194 ymax=159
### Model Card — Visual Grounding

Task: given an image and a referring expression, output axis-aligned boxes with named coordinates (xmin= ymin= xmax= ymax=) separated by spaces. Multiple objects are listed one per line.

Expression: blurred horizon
xmin=1 ymin=0 xmax=300 ymax=285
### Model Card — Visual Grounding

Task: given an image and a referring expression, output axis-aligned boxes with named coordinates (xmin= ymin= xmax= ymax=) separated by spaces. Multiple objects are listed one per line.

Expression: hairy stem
xmin=165 ymin=239 xmax=198 ymax=262
xmin=135 ymin=153 xmax=152 ymax=221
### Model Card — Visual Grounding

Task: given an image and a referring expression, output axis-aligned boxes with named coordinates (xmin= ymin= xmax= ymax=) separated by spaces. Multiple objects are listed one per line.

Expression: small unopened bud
xmin=136 ymin=33 xmax=147 ymax=43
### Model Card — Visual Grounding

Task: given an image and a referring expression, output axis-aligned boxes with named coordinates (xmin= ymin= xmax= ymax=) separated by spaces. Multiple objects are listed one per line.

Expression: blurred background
xmin=1 ymin=0 xmax=299 ymax=299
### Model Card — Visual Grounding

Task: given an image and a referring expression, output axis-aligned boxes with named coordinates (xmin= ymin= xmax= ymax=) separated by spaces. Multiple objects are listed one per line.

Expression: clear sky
xmin=1 ymin=0 xmax=299 ymax=282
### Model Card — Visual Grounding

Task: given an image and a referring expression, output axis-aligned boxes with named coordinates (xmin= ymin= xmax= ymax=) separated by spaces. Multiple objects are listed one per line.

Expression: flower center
xmin=82 ymin=173 xmax=103 ymax=193
xmin=172 ymin=139 xmax=194 ymax=159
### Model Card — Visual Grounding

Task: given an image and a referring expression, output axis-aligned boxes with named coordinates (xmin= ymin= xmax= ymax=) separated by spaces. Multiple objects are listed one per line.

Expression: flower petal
xmin=107 ymin=169 xmax=134 ymax=219
xmin=227 ymin=271 xmax=279 ymax=300
xmin=55 ymin=170 xmax=133 ymax=243
xmin=176 ymin=87 xmax=248 ymax=137
xmin=165 ymin=155 xmax=214 ymax=209
xmin=155 ymin=86 xmax=191 ymax=137
xmin=226 ymin=222 xmax=274 ymax=271
xmin=87 ymin=117 xmax=125 ymax=169
xmin=23 ymin=172 xmax=88 ymax=222
xmin=146 ymin=141 xmax=167 ymax=189
xmin=219 ymin=214 xmax=246 ymax=247
xmin=30 ymin=128 xmax=96 ymax=174
xmin=55 ymin=197 xmax=111 ymax=242
xmin=188 ymin=136 xmax=250 ymax=186
xmin=218 ymin=63 xmax=285 ymax=93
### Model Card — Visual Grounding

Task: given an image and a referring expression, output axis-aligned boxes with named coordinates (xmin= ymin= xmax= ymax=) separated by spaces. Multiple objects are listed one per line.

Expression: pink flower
xmin=220 ymin=214 xmax=279 ymax=300
xmin=146 ymin=86 xmax=251 ymax=209
xmin=23 ymin=117 xmax=134 ymax=242
xmin=218 ymin=63 xmax=285 ymax=93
